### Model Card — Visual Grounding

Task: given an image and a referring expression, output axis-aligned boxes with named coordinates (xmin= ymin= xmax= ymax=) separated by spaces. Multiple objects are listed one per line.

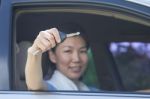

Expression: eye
xmin=80 ymin=49 xmax=87 ymax=53
xmin=63 ymin=50 xmax=72 ymax=53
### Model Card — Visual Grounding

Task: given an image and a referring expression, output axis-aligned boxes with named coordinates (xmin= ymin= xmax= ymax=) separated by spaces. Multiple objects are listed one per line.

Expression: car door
xmin=0 ymin=0 xmax=12 ymax=90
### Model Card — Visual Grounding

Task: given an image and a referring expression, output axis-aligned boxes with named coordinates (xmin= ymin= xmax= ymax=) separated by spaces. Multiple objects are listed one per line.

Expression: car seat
xmin=15 ymin=41 xmax=32 ymax=90
xmin=15 ymin=41 xmax=54 ymax=90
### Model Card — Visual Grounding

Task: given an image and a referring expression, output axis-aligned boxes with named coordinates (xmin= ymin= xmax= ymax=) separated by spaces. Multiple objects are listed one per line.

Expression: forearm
xmin=25 ymin=47 xmax=44 ymax=90
xmin=25 ymin=28 xmax=60 ymax=90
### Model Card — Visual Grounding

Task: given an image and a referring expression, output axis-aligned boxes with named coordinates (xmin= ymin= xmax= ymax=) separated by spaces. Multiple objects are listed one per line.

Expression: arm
xmin=25 ymin=48 xmax=47 ymax=90
xmin=25 ymin=28 xmax=61 ymax=90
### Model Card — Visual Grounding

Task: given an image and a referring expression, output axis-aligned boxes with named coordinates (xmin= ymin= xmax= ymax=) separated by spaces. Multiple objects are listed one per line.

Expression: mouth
xmin=69 ymin=66 xmax=82 ymax=73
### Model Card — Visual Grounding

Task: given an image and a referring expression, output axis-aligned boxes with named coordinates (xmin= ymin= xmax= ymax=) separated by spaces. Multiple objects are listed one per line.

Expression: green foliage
xmin=82 ymin=49 xmax=100 ymax=88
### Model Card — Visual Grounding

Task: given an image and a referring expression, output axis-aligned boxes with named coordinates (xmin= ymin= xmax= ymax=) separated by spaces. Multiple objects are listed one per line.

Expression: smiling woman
xmin=25 ymin=23 xmax=99 ymax=91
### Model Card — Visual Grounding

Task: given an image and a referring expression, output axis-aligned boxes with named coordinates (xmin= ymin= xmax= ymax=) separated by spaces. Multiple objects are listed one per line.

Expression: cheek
xmin=56 ymin=54 xmax=71 ymax=66
xmin=82 ymin=54 xmax=89 ymax=64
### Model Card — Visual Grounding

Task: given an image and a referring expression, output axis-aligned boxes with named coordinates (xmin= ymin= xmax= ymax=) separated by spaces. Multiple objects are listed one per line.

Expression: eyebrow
xmin=62 ymin=45 xmax=87 ymax=49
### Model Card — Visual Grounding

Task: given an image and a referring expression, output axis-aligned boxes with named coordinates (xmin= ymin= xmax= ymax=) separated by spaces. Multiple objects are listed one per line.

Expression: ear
xmin=48 ymin=50 xmax=56 ymax=63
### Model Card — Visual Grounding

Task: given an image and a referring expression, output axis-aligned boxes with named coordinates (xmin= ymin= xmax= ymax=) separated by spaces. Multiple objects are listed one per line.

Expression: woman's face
xmin=49 ymin=36 xmax=88 ymax=81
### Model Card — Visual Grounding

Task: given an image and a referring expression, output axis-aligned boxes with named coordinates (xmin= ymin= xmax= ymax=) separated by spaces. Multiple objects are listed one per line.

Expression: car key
xmin=33 ymin=31 xmax=80 ymax=55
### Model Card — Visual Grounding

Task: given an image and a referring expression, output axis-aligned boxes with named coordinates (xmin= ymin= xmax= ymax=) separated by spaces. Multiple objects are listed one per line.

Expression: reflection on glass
xmin=110 ymin=42 xmax=150 ymax=91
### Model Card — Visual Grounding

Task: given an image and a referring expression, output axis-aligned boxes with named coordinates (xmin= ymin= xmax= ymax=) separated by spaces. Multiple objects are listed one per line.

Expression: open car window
xmin=13 ymin=8 xmax=101 ymax=91
xmin=12 ymin=1 xmax=150 ymax=93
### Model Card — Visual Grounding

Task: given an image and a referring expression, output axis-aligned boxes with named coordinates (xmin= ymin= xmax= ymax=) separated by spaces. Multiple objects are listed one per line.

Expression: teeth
xmin=70 ymin=66 xmax=81 ymax=72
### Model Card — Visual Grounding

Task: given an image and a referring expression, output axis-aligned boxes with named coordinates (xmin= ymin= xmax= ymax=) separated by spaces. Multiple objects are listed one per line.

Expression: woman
xmin=25 ymin=23 xmax=97 ymax=91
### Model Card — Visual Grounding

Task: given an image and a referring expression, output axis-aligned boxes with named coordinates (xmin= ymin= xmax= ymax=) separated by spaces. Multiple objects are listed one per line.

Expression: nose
xmin=72 ymin=51 xmax=80 ymax=63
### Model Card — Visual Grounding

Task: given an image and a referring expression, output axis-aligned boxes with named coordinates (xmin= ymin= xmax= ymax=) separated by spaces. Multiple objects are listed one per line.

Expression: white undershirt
xmin=47 ymin=70 xmax=90 ymax=91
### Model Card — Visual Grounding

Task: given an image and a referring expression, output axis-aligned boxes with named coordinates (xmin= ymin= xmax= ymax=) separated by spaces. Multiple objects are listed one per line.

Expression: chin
xmin=69 ymin=74 xmax=81 ymax=80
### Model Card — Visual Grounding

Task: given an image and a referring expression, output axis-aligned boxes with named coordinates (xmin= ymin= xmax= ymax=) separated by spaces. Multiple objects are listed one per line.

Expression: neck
xmin=57 ymin=70 xmax=80 ymax=84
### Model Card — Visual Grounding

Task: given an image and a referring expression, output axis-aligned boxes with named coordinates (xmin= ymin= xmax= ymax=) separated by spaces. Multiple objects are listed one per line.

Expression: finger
xmin=38 ymin=31 xmax=53 ymax=48
xmin=36 ymin=39 xmax=47 ymax=52
xmin=41 ymin=38 xmax=52 ymax=50
xmin=48 ymin=34 xmax=56 ymax=48
xmin=39 ymin=35 xmax=54 ymax=51
xmin=47 ymin=28 xmax=61 ymax=43
xmin=36 ymin=35 xmax=51 ymax=52
xmin=43 ymin=31 xmax=56 ymax=48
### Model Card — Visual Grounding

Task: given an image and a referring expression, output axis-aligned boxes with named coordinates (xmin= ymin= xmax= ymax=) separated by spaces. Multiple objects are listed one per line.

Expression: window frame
xmin=12 ymin=0 xmax=150 ymax=92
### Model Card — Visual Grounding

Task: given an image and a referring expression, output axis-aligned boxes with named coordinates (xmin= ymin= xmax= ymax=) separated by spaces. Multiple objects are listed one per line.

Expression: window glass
xmin=110 ymin=42 xmax=150 ymax=91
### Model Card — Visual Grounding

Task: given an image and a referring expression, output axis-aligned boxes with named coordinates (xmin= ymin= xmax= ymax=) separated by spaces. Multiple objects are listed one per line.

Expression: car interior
xmin=13 ymin=5 xmax=150 ymax=92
